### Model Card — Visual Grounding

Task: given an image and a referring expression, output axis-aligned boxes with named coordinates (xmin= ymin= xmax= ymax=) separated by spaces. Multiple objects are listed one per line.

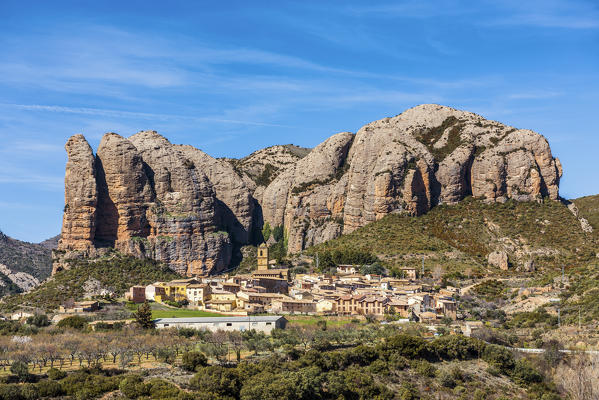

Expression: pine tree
xmin=134 ymin=301 xmax=154 ymax=329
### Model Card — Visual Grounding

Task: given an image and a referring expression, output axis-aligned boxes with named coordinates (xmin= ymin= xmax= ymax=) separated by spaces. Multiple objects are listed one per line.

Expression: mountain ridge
xmin=55 ymin=104 xmax=563 ymax=275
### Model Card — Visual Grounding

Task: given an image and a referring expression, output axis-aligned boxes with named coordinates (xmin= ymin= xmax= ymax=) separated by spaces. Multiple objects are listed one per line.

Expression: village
xmin=121 ymin=244 xmax=459 ymax=325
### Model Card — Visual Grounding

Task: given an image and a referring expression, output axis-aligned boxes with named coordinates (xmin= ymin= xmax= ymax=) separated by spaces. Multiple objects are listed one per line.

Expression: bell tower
xmin=257 ymin=243 xmax=268 ymax=270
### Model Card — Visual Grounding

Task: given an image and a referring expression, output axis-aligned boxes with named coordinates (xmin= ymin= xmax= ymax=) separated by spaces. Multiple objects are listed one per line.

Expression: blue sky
xmin=0 ymin=0 xmax=598 ymax=242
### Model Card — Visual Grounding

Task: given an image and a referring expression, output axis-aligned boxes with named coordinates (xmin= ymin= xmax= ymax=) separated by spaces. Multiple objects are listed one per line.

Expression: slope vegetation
xmin=573 ymin=194 xmax=599 ymax=233
xmin=310 ymin=198 xmax=597 ymax=276
xmin=0 ymin=253 xmax=178 ymax=312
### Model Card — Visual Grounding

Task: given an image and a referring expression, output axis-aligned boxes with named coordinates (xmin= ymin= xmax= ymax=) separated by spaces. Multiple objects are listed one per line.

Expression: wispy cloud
xmin=0 ymin=103 xmax=292 ymax=128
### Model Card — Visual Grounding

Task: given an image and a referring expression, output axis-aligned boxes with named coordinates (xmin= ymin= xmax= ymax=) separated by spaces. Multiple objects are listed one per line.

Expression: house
xmin=436 ymin=298 xmax=457 ymax=320
xmin=252 ymin=276 xmax=289 ymax=293
xmin=154 ymin=316 xmax=287 ymax=334
xmin=401 ymin=267 xmax=417 ymax=280
xmin=316 ymin=299 xmax=336 ymax=314
xmin=388 ymin=299 xmax=410 ymax=318
xmin=186 ymin=284 xmax=211 ymax=305
xmin=125 ymin=286 xmax=146 ymax=303
xmin=206 ymin=290 xmax=237 ymax=312
xmin=236 ymin=292 xmax=283 ymax=310
xmin=145 ymin=283 xmax=166 ymax=301
xmin=336 ymin=265 xmax=357 ymax=275
xmin=11 ymin=311 xmax=33 ymax=321
xmin=59 ymin=301 xmax=100 ymax=314
xmin=155 ymin=278 xmax=200 ymax=303
xmin=271 ymin=298 xmax=316 ymax=314
xmin=357 ymin=296 xmax=390 ymax=316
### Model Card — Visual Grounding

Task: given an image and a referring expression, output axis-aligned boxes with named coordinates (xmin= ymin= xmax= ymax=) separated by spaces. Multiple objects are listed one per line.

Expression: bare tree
xmin=432 ymin=266 xmax=444 ymax=282
xmin=555 ymin=353 xmax=599 ymax=400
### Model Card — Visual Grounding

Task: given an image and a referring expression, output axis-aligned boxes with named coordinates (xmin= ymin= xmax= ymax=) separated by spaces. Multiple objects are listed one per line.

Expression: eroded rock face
xmin=56 ymin=131 xmax=233 ymax=276
xmin=58 ymin=135 xmax=98 ymax=252
xmin=488 ymin=251 xmax=509 ymax=270
xmin=57 ymin=104 xmax=563 ymax=269
xmin=258 ymin=104 xmax=562 ymax=253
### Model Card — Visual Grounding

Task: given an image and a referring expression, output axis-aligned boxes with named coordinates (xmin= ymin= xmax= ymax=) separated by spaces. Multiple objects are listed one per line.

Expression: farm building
xmin=153 ymin=315 xmax=287 ymax=334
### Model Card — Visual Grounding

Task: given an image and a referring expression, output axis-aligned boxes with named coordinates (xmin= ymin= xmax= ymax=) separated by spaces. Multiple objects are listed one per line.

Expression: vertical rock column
xmin=58 ymin=134 xmax=98 ymax=252
xmin=95 ymin=133 xmax=153 ymax=250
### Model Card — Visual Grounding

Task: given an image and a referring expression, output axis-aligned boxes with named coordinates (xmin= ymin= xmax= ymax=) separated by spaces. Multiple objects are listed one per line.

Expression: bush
xmin=47 ymin=368 xmax=67 ymax=380
xmin=10 ymin=360 xmax=31 ymax=382
xmin=119 ymin=375 xmax=149 ymax=399
xmin=413 ymin=360 xmax=437 ymax=378
xmin=190 ymin=366 xmax=241 ymax=398
xmin=146 ymin=378 xmax=181 ymax=398
xmin=181 ymin=351 xmax=208 ymax=372
xmin=511 ymin=359 xmax=543 ymax=386
xmin=26 ymin=314 xmax=50 ymax=327
xmin=19 ymin=384 xmax=39 ymax=400
xmin=482 ymin=344 xmax=515 ymax=373
xmin=57 ymin=315 xmax=88 ymax=330
xmin=381 ymin=334 xmax=431 ymax=359
xmin=0 ymin=384 xmax=23 ymax=400
xmin=36 ymin=379 xmax=65 ymax=397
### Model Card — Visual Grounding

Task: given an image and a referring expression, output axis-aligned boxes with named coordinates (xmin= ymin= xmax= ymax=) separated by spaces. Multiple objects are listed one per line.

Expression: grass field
xmin=286 ymin=315 xmax=357 ymax=327
xmin=151 ymin=308 xmax=224 ymax=319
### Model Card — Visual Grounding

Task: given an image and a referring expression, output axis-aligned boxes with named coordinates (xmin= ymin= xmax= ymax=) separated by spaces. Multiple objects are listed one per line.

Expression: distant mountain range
xmin=0 ymin=230 xmax=58 ymax=296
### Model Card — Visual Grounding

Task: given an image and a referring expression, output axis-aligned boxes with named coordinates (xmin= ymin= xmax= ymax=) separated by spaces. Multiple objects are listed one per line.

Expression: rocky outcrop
xmin=58 ymin=135 xmax=98 ymax=252
xmin=488 ymin=251 xmax=509 ymax=270
xmin=56 ymin=104 xmax=563 ymax=271
xmin=259 ymin=104 xmax=562 ymax=253
xmin=56 ymin=132 xmax=233 ymax=275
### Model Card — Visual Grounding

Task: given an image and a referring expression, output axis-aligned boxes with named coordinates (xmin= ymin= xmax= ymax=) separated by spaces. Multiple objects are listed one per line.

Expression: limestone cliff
xmin=56 ymin=104 xmax=562 ymax=272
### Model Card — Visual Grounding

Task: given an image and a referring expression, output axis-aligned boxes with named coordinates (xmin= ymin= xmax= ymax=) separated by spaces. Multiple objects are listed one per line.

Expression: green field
xmin=151 ymin=308 xmax=224 ymax=319
xmin=285 ymin=315 xmax=356 ymax=327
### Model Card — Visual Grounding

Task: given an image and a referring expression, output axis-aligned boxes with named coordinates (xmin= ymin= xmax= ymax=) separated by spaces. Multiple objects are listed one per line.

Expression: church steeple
xmin=257 ymin=243 xmax=268 ymax=270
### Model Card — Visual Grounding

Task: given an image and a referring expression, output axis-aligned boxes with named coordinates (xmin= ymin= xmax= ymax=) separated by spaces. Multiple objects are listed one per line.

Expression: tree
xmin=10 ymin=360 xmax=31 ymax=382
xmin=182 ymin=351 xmax=208 ymax=372
xmin=134 ymin=301 xmax=154 ymax=329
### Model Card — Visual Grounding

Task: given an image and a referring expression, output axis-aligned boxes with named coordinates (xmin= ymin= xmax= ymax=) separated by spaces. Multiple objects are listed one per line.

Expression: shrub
xmin=146 ymin=378 xmax=180 ymax=398
xmin=0 ymin=384 xmax=23 ymax=400
xmin=57 ymin=315 xmax=88 ymax=330
xmin=511 ymin=359 xmax=543 ymax=386
xmin=181 ymin=351 xmax=208 ymax=372
xmin=36 ymin=379 xmax=65 ymax=397
xmin=482 ymin=344 xmax=515 ymax=373
xmin=190 ymin=366 xmax=241 ymax=398
xmin=413 ymin=360 xmax=437 ymax=378
xmin=10 ymin=360 xmax=31 ymax=382
xmin=119 ymin=375 xmax=149 ymax=399
xmin=26 ymin=314 xmax=50 ymax=327
xmin=47 ymin=368 xmax=67 ymax=380
xmin=381 ymin=334 xmax=430 ymax=359
xmin=19 ymin=384 xmax=39 ymax=400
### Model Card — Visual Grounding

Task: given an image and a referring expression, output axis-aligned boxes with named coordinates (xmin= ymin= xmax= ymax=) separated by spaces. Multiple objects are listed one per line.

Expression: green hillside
xmin=310 ymin=197 xmax=597 ymax=276
xmin=0 ymin=253 xmax=178 ymax=312
xmin=573 ymin=194 xmax=599 ymax=233
xmin=0 ymin=230 xmax=53 ymax=280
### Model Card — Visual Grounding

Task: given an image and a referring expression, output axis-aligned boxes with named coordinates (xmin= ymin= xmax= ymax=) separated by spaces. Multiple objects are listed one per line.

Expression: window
xmin=266 ymin=322 xmax=272 ymax=325
xmin=164 ymin=324 xmax=169 ymax=327
xmin=226 ymin=323 xmax=232 ymax=326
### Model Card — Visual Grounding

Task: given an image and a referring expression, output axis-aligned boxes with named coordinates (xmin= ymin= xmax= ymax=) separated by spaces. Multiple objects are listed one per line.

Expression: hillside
xmin=0 ymin=230 xmax=56 ymax=296
xmin=573 ymin=194 xmax=599 ymax=233
xmin=0 ymin=252 xmax=178 ymax=312
xmin=223 ymin=143 xmax=311 ymax=188
xmin=309 ymin=197 xmax=598 ymax=276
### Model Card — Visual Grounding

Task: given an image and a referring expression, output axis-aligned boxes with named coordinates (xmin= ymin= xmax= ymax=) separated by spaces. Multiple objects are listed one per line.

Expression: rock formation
xmin=56 ymin=104 xmax=563 ymax=274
